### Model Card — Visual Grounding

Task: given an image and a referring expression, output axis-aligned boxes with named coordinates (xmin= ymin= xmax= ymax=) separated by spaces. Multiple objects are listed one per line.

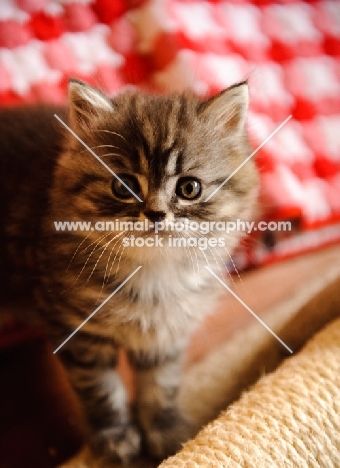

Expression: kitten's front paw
xmin=143 ymin=409 xmax=195 ymax=460
xmin=91 ymin=423 xmax=141 ymax=465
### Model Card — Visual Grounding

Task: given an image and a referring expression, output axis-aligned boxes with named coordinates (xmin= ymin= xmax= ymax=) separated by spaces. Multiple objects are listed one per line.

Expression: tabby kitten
xmin=0 ymin=80 xmax=258 ymax=464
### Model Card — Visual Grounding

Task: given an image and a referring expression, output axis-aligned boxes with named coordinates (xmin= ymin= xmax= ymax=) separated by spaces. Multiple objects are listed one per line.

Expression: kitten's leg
xmin=131 ymin=351 xmax=195 ymax=459
xmin=59 ymin=334 xmax=140 ymax=464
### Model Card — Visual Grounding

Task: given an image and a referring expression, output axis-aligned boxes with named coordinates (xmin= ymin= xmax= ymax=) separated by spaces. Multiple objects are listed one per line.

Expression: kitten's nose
xmin=144 ymin=211 xmax=166 ymax=223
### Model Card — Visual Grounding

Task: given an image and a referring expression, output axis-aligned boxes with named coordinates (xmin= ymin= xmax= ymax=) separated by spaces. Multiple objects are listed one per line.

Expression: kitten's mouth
xmin=144 ymin=223 xmax=156 ymax=233
xmin=138 ymin=228 xmax=170 ymax=237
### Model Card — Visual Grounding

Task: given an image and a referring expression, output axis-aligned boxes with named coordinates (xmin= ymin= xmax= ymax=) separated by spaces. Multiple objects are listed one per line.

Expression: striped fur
xmin=0 ymin=80 xmax=258 ymax=464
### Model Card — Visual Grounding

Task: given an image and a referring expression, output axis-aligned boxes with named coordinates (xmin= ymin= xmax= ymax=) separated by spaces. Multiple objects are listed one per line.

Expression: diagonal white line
xmin=53 ymin=266 xmax=142 ymax=354
xmin=205 ymin=266 xmax=293 ymax=354
xmin=54 ymin=114 xmax=143 ymax=203
xmin=204 ymin=115 xmax=292 ymax=202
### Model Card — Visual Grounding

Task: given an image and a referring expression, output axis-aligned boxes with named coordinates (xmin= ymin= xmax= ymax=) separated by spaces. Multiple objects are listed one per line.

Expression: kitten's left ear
xmin=201 ymin=81 xmax=249 ymax=135
xmin=68 ymin=79 xmax=113 ymax=131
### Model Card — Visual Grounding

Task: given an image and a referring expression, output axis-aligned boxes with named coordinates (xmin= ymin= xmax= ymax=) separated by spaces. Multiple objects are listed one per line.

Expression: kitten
xmin=0 ymin=80 xmax=258 ymax=464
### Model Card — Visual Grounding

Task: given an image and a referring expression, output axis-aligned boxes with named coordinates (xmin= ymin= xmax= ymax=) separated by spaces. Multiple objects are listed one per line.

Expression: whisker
xmin=105 ymin=242 xmax=124 ymax=288
xmin=80 ymin=232 xmax=124 ymax=289
xmin=93 ymin=144 xmax=129 ymax=157
xmin=96 ymin=233 xmax=131 ymax=303
xmin=193 ymin=234 xmax=211 ymax=267
xmin=114 ymin=240 xmax=126 ymax=278
xmin=92 ymin=232 xmax=126 ymax=304
xmin=183 ymin=229 xmax=220 ymax=293
xmin=186 ymin=242 xmax=199 ymax=277
xmin=102 ymin=232 xmax=126 ymax=286
xmin=65 ymin=231 xmax=93 ymax=273
xmin=208 ymin=232 xmax=237 ymax=286
xmin=226 ymin=249 xmax=242 ymax=281
xmin=95 ymin=129 xmax=131 ymax=149
xmin=180 ymin=230 xmax=201 ymax=275
xmin=79 ymin=231 xmax=112 ymax=255
xmin=187 ymin=235 xmax=200 ymax=274
xmin=61 ymin=234 xmax=110 ymax=294
xmin=224 ymin=245 xmax=248 ymax=292
xmin=104 ymin=232 xmax=131 ymax=287
xmin=194 ymin=241 xmax=219 ymax=293
xmin=178 ymin=232 xmax=198 ymax=278
xmin=97 ymin=152 xmax=126 ymax=160
xmin=207 ymin=246 xmax=226 ymax=283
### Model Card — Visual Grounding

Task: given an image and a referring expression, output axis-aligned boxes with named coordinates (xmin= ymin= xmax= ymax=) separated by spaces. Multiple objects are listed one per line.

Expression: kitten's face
xmin=53 ymin=80 xmax=258 ymax=263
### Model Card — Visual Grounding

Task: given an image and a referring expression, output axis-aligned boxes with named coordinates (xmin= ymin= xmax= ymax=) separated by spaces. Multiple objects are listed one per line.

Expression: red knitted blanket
xmin=1 ymin=0 xmax=339 ymax=269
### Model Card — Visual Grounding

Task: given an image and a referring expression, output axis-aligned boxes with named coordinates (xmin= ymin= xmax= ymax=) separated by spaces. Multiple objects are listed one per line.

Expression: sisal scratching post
xmin=160 ymin=317 xmax=340 ymax=468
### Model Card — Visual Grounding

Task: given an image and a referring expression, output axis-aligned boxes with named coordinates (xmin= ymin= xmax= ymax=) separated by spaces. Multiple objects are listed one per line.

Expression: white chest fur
xmin=102 ymin=254 xmax=221 ymax=354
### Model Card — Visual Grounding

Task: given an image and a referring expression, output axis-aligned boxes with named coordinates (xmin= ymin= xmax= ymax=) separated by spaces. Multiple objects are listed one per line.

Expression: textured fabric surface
xmin=58 ymin=258 xmax=340 ymax=467
xmin=1 ymin=0 xmax=340 ymax=266
xmin=160 ymin=316 xmax=340 ymax=468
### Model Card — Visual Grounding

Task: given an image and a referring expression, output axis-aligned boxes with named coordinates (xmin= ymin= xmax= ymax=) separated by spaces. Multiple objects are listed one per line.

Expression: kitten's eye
xmin=111 ymin=174 xmax=140 ymax=199
xmin=176 ymin=177 xmax=201 ymax=200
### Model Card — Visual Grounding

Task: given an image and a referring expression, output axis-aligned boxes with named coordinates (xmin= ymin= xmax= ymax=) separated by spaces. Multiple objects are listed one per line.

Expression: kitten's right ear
xmin=68 ymin=79 xmax=113 ymax=131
